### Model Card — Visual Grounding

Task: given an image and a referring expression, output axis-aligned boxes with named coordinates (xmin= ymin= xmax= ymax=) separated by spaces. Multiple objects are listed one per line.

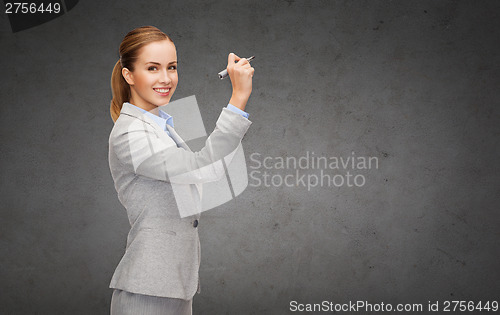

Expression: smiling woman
xmin=110 ymin=26 xmax=177 ymax=122
xmin=121 ymin=40 xmax=178 ymax=114
xmin=107 ymin=26 xmax=255 ymax=315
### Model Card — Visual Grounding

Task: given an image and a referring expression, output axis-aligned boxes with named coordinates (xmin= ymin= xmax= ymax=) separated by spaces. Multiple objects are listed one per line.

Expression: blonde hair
xmin=110 ymin=26 xmax=173 ymax=122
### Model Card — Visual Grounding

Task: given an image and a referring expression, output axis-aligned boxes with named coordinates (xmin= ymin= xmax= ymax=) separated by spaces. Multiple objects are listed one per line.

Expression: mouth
xmin=153 ymin=87 xmax=171 ymax=96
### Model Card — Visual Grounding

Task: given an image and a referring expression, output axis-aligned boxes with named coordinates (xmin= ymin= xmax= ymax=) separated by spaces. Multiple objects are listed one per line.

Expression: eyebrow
xmin=145 ymin=61 xmax=177 ymax=65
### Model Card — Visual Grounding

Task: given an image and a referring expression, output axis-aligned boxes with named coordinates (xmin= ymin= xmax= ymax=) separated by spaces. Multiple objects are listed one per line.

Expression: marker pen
xmin=218 ymin=56 xmax=255 ymax=79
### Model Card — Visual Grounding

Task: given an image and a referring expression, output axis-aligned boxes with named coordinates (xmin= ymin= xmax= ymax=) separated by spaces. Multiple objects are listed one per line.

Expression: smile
xmin=153 ymin=87 xmax=170 ymax=95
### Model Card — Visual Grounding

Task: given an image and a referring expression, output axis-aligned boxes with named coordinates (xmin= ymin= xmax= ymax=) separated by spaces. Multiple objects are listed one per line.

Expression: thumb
xmin=228 ymin=52 xmax=241 ymax=65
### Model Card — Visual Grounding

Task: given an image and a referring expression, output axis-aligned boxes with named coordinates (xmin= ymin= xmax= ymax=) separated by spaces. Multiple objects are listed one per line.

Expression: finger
xmin=236 ymin=57 xmax=249 ymax=66
xmin=228 ymin=52 xmax=241 ymax=66
xmin=239 ymin=63 xmax=251 ymax=69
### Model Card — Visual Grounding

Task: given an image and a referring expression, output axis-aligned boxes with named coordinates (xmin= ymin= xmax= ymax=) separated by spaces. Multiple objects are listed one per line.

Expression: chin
xmin=157 ymin=100 xmax=170 ymax=106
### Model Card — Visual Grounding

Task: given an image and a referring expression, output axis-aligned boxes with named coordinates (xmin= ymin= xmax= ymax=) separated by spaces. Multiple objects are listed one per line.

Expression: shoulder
xmin=109 ymin=113 xmax=158 ymax=144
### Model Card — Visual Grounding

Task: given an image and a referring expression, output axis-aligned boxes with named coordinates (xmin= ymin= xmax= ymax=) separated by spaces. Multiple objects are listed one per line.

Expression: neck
xmin=129 ymin=96 xmax=159 ymax=116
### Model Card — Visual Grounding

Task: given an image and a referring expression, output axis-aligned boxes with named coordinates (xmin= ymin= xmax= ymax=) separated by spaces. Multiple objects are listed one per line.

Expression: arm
xmin=112 ymin=107 xmax=251 ymax=184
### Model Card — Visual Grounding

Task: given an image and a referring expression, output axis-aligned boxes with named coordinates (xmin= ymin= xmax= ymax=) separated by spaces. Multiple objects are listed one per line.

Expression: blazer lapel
xmin=166 ymin=124 xmax=192 ymax=152
xmin=120 ymin=103 xmax=164 ymax=134
xmin=121 ymin=103 xmax=191 ymax=150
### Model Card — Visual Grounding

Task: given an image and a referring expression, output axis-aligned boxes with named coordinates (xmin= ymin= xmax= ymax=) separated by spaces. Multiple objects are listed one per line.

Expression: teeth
xmin=154 ymin=88 xmax=170 ymax=93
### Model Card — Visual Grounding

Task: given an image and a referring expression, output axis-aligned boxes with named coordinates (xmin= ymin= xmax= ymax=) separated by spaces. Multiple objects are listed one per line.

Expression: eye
xmin=148 ymin=66 xmax=158 ymax=71
xmin=169 ymin=65 xmax=177 ymax=70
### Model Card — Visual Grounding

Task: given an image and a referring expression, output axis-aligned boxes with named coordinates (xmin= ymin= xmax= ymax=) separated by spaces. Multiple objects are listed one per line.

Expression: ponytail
xmin=109 ymin=26 xmax=173 ymax=122
xmin=110 ymin=59 xmax=130 ymax=122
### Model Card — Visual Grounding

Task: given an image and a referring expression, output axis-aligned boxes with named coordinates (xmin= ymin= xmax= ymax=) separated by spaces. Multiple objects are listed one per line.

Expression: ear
xmin=122 ymin=67 xmax=135 ymax=86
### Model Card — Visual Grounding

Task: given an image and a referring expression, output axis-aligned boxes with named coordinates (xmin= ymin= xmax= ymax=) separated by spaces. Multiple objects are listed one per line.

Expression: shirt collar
xmin=125 ymin=102 xmax=174 ymax=130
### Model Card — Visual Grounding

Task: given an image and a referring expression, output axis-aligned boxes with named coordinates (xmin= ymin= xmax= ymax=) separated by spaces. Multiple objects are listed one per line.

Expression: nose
xmin=159 ymin=69 xmax=171 ymax=84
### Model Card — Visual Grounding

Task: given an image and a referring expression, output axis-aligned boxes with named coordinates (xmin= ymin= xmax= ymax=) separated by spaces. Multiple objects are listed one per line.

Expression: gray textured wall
xmin=1 ymin=1 xmax=499 ymax=314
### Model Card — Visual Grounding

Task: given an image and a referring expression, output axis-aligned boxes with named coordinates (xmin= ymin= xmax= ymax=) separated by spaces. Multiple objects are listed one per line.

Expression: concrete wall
xmin=1 ymin=0 xmax=499 ymax=314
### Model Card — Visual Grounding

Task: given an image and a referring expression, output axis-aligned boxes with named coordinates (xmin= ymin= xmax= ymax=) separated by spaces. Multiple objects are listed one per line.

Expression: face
xmin=122 ymin=40 xmax=178 ymax=113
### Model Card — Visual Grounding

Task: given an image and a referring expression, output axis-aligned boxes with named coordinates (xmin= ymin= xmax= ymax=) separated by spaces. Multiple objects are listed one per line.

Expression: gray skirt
xmin=110 ymin=289 xmax=192 ymax=315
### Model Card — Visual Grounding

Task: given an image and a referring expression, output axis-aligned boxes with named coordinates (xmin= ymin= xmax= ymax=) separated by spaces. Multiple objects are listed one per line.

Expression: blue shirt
xmin=126 ymin=102 xmax=249 ymax=138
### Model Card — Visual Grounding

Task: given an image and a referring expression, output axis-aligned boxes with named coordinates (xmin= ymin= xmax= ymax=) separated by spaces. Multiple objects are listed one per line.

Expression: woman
xmin=108 ymin=26 xmax=254 ymax=315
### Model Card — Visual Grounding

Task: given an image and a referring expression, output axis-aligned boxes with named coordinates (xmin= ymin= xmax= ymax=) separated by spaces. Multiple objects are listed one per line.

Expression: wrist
xmin=229 ymin=93 xmax=249 ymax=111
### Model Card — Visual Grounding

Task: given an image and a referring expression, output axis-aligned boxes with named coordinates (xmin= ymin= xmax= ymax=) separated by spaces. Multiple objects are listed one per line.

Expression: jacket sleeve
xmin=112 ymin=107 xmax=252 ymax=184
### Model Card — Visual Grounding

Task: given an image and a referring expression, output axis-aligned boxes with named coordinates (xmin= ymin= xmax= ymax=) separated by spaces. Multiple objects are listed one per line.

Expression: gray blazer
xmin=108 ymin=102 xmax=252 ymax=300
